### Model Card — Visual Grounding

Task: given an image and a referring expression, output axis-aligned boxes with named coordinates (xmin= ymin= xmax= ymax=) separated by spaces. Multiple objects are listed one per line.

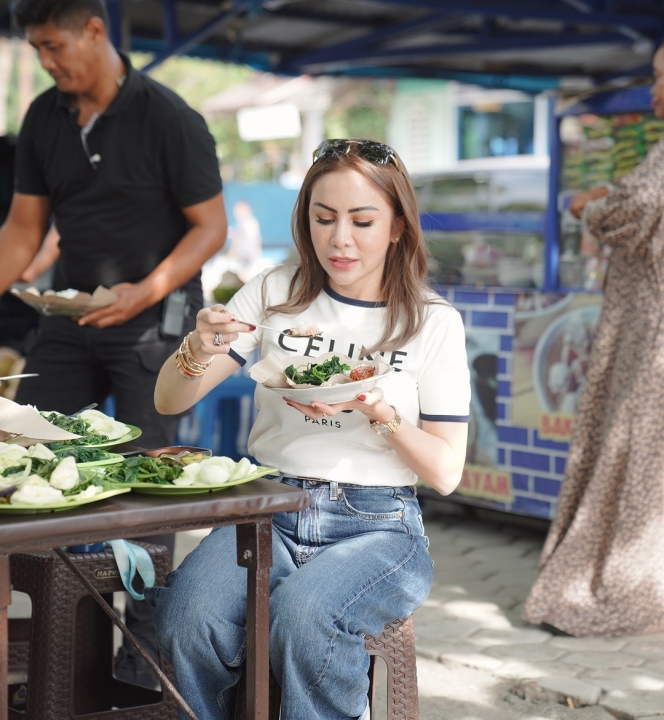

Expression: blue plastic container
xmin=66 ymin=542 xmax=106 ymax=553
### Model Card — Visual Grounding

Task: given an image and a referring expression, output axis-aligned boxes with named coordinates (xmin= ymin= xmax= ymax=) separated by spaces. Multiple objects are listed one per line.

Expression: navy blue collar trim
xmin=324 ymin=285 xmax=387 ymax=308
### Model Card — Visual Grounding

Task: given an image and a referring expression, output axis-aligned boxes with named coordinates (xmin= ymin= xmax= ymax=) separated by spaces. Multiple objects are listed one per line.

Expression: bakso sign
xmin=540 ymin=412 xmax=574 ymax=442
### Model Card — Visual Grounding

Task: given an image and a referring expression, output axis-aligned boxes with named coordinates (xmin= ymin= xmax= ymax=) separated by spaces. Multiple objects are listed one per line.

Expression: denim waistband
xmin=269 ymin=471 xmax=331 ymax=484
xmin=267 ymin=472 xmax=417 ymax=494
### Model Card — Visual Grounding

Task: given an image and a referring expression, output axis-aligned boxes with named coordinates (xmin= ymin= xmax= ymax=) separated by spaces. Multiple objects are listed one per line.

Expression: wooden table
xmin=0 ymin=479 xmax=309 ymax=720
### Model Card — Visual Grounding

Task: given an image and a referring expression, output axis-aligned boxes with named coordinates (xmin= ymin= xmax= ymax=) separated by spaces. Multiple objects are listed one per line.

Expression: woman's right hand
xmin=189 ymin=304 xmax=255 ymax=359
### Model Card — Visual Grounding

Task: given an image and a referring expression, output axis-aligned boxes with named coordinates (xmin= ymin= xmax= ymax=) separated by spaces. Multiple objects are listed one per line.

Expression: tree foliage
xmin=9 ymin=47 xmax=394 ymax=181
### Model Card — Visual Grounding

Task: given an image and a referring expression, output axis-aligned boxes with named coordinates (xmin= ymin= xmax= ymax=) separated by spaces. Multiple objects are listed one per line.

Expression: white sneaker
xmin=359 ymin=700 xmax=371 ymax=720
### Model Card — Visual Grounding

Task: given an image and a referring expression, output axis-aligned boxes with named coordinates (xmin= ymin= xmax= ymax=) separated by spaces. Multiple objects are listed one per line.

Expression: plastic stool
xmin=235 ymin=615 xmax=419 ymax=720
xmin=364 ymin=616 xmax=419 ymax=719
xmin=8 ymin=543 xmax=178 ymax=720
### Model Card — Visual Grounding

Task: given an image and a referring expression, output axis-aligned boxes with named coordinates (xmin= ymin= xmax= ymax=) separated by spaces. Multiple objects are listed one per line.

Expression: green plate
xmin=0 ymin=485 xmax=131 ymax=514
xmin=82 ymin=425 xmax=142 ymax=448
xmin=76 ymin=453 xmax=124 ymax=469
xmin=108 ymin=465 xmax=278 ymax=495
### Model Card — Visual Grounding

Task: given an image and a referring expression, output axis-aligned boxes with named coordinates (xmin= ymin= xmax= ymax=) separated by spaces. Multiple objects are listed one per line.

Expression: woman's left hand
xmin=283 ymin=387 xmax=395 ymax=424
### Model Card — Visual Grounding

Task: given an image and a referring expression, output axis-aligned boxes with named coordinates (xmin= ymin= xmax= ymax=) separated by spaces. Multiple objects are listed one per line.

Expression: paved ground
xmin=9 ymin=497 xmax=664 ymax=718
xmin=410 ymin=498 xmax=664 ymax=720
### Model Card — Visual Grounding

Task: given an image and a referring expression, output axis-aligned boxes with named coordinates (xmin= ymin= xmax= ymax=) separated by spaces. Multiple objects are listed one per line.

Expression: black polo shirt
xmin=15 ymin=54 xmax=222 ymax=304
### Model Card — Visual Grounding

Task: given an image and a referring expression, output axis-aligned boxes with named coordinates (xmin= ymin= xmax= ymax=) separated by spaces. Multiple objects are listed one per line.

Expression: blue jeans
xmin=145 ymin=476 xmax=433 ymax=720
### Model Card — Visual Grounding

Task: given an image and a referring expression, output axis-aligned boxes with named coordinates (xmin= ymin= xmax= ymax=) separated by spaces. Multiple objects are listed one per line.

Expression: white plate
xmin=266 ymin=366 xmax=394 ymax=405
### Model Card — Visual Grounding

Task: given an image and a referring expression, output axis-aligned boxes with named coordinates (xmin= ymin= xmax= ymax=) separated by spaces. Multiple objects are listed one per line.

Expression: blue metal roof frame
xmin=0 ymin=1 xmax=662 ymax=91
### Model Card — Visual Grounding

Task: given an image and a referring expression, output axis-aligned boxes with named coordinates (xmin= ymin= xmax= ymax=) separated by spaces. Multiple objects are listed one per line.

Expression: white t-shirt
xmin=226 ymin=267 xmax=470 ymax=487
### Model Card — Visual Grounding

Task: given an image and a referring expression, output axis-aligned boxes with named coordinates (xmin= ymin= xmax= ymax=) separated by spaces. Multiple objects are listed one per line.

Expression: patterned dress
xmin=523 ymin=139 xmax=664 ymax=637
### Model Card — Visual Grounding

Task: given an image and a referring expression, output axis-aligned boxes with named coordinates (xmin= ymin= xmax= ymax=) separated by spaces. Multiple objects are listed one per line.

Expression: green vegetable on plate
xmin=284 ymin=355 xmax=350 ymax=386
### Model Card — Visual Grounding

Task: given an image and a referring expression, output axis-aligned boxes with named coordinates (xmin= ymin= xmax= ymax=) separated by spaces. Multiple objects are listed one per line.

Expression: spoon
xmin=66 ymin=402 xmax=98 ymax=418
xmin=0 ymin=373 xmax=39 ymax=383
xmin=237 ymin=320 xmax=322 ymax=337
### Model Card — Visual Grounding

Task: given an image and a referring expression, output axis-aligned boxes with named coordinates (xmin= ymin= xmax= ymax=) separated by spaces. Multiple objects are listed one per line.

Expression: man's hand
xmin=76 ymin=282 xmax=153 ymax=328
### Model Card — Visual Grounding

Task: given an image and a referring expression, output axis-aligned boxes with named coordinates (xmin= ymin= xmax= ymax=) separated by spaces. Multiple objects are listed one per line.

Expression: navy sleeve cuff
xmin=228 ymin=348 xmax=246 ymax=366
xmin=420 ymin=413 xmax=470 ymax=422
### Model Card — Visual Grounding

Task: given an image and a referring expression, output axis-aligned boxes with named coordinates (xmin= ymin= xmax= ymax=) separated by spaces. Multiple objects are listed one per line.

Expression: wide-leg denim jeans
xmin=146 ymin=476 xmax=434 ymax=720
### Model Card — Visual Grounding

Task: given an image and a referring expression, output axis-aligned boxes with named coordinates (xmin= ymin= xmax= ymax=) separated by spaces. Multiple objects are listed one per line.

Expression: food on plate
xmin=0 ymin=449 xmax=105 ymax=506
xmin=48 ymin=456 xmax=80 ymax=489
xmin=11 ymin=285 xmax=118 ymax=319
xmin=249 ymin=351 xmax=390 ymax=398
xmin=77 ymin=409 xmax=130 ymax=439
xmin=43 ymin=443 xmax=119 ymax=463
xmin=9 ymin=478 xmax=64 ymax=505
xmin=285 ymin=356 xmax=351 ymax=386
xmin=41 ymin=408 xmax=130 ymax=444
xmin=100 ymin=454 xmax=258 ymax=487
xmin=286 ymin=322 xmax=322 ymax=337
xmin=543 ymin=312 xmax=594 ymax=414
xmin=0 ymin=442 xmax=56 ymax=470
xmin=349 ymin=365 xmax=375 ymax=381
xmin=23 ymin=287 xmax=81 ymax=298
xmin=43 ymin=288 xmax=80 ymax=299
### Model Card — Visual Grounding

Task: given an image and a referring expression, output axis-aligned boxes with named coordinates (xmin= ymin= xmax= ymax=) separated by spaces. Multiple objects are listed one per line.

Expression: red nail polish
xmin=358 ymin=394 xmax=366 ymax=401
xmin=249 ymin=325 xmax=257 ymax=331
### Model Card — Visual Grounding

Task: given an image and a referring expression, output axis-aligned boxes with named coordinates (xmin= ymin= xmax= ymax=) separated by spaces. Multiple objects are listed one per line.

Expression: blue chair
xmin=177 ymin=373 xmax=257 ymax=459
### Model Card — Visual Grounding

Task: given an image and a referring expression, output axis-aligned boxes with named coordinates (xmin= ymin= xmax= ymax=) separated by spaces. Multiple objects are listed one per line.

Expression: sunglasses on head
xmin=312 ymin=139 xmax=402 ymax=173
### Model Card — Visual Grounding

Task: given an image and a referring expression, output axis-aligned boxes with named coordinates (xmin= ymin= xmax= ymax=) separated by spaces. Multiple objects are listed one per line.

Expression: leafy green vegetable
xmin=41 ymin=412 xmax=110 ymax=445
xmin=47 ymin=444 xmax=113 ymax=463
xmin=1 ymin=458 xmax=58 ymax=480
xmin=0 ymin=457 xmax=103 ymax=495
xmin=284 ymin=356 xmax=350 ymax=386
xmin=102 ymin=457 xmax=183 ymax=485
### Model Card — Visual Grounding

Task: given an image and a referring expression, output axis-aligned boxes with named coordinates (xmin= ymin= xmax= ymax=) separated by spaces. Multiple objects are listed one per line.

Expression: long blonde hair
xmin=265 ymin=141 xmax=435 ymax=356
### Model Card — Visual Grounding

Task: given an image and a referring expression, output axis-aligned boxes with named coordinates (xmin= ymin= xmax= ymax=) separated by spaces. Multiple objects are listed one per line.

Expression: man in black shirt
xmin=1 ymin=0 xmax=227 ymax=688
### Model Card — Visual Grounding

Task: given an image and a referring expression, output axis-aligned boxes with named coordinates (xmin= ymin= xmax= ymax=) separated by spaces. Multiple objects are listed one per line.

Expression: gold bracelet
xmin=176 ymin=349 xmax=208 ymax=377
xmin=182 ymin=332 xmax=213 ymax=372
xmin=175 ymin=332 xmax=213 ymax=379
xmin=175 ymin=351 xmax=204 ymax=380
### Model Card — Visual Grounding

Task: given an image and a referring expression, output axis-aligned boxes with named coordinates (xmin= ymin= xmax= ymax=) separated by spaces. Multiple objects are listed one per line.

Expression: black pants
xmin=16 ymin=311 xmax=195 ymax=657
xmin=15 ymin=312 xmax=192 ymax=446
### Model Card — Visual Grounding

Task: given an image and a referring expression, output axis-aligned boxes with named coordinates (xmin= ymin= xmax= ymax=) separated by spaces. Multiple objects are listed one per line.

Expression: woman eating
xmin=146 ymin=138 xmax=471 ymax=720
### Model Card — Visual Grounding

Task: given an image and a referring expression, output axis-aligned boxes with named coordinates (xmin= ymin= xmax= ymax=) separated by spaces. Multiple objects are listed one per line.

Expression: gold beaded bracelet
xmin=175 ymin=332 xmax=213 ymax=380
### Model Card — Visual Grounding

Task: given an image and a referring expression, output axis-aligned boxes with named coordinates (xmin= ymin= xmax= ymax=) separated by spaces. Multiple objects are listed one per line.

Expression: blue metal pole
xmin=141 ymin=9 xmax=235 ymax=73
xmin=163 ymin=0 xmax=178 ymax=46
xmin=543 ymin=94 xmax=561 ymax=291
xmin=106 ymin=0 xmax=122 ymax=50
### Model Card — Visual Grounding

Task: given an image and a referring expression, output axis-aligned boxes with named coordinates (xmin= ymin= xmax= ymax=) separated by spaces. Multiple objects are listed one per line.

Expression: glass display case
xmin=412 ymin=160 xmax=548 ymax=289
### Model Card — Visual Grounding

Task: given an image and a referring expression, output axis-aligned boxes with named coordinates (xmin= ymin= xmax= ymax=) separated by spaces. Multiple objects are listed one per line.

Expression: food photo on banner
xmin=455 ymin=330 xmax=514 ymax=506
xmin=512 ymin=293 xmax=602 ymax=443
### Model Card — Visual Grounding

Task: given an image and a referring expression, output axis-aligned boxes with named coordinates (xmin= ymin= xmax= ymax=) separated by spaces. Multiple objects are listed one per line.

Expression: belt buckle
xmin=298 ymin=475 xmax=327 ymax=484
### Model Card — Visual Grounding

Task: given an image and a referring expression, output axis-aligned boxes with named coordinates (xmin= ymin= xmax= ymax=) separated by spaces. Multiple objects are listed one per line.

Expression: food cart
xmin=414 ymin=85 xmax=664 ymax=519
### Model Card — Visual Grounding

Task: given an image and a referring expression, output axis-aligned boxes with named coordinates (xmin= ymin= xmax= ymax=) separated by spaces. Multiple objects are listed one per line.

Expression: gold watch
xmin=370 ymin=406 xmax=401 ymax=436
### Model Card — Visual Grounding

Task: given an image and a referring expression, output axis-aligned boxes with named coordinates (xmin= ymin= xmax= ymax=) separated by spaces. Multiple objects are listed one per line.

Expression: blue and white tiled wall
xmin=175 ymin=288 xmax=569 ymax=520
xmin=441 ymin=288 xmax=570 ymax=520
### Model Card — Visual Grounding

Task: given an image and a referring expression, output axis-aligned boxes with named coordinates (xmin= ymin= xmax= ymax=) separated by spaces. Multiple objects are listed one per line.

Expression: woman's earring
xmin=394 ymin=236 xmax=400 ymax=243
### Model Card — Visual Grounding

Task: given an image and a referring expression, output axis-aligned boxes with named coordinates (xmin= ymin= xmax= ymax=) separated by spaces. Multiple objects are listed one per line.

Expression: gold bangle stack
xmin=175 ymin=331 xmax=213 ymax=380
